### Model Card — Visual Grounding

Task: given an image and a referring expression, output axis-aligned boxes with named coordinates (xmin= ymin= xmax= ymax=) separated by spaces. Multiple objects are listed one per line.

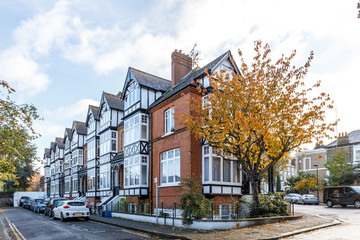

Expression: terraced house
xmin=44 ymin=49 xmax=244 ymax=218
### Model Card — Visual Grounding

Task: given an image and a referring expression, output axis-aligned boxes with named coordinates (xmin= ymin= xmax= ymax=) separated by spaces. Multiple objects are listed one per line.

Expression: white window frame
xmin=124 ymin=113 xmax=148 ymax=147
xmin=164 ymin=108 xmax=175 ymax=135
xmin=160 ymin=148 xmax=180 ymax=186
xmin=202 ymin=145 xmax=242 ymax=186
xmin=354 ymin=145 xmax=360 ymax=163
xmin=124 ymin=154 xmax=148 ymax=188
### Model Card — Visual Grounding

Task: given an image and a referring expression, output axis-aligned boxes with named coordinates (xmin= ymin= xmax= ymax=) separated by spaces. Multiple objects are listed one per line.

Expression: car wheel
xmin=341 ymin=204 xmax=347 ymax=208
xmin=354 ymin=200 xmax=360 ymax=209
xmin=60 ymin=213 xmax=65 ymax=222
xmin=52 ymin=212 xmax=57 ymax=220
xmin=327 ymin=200 xmax=333 ymax=208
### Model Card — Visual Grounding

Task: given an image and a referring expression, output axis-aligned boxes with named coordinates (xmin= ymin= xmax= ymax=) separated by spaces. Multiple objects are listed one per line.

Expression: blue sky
xmin=1 ymin=0 xmax=360 ymax=172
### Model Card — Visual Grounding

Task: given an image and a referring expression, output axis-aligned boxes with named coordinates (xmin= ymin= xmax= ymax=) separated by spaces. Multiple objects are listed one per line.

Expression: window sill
xmin=159 ymin=183 xmax=181 ymax=188
xmin=161 ymin=131 xmax=174 ymax=138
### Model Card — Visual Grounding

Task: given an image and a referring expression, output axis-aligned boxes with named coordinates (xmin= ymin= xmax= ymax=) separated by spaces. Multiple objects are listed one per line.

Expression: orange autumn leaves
xmin=180 ymin=40 xmax=335 ymax=180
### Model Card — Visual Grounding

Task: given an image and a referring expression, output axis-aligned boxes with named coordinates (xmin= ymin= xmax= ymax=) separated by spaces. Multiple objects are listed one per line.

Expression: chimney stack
xmin=171 ymin=49 xmax=192 ymax=87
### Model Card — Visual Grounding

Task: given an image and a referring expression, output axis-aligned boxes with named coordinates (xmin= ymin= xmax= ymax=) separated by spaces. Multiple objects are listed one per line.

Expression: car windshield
xmin=67 ymin=202 xmax=85 ymax=206
xmin=351 ymin=186 xmax=360 ymax=193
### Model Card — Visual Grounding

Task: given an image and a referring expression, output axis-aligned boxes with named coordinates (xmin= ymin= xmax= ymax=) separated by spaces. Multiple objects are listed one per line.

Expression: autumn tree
xmin=0 ymin=80 xmax=40 ymax=189
xmin=325 ymin=151 xmax=358 ymax=186
xmin=180 ymin=40 xmax=335 ymax=213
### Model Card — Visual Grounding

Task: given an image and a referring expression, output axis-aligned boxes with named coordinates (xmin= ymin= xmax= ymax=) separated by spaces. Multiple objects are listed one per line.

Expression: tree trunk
xmin=250 ymin=178 xmax=261 ymax=217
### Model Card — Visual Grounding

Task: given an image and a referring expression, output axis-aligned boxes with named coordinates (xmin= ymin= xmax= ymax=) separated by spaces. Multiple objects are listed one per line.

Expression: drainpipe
xmin=149 ymin=111 xmax=154 ymax=213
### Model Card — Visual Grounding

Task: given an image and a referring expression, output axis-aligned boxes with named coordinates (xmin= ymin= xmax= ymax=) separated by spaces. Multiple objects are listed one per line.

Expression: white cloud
xmin=44 ymin=98 xmax=99 ymax=123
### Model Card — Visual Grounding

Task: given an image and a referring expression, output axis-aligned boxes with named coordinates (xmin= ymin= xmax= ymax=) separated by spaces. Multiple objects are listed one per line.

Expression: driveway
xmin=288 ymin=204 xmax=360 ymax=239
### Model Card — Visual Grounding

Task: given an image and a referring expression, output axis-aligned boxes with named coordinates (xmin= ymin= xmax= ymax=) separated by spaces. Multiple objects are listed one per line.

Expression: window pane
xmin=212 ymin=157 xmax=221 ymax=181
xmin=175 ymin=157 xmax=180 ymax=182
xmin=168 ymin=160 xmax=174 ymax=183
xmin=141 ymin=165 xmax=147 ymax=185
xmin=223 ymin=160 xmax=231 ymax=182
xmin=204 ymin=157 xmax=209 ymax=181
xmin=141 ymin=125 xmax=147 ymax=139
xmin=161 ymin=162 xmax=166 ymax=183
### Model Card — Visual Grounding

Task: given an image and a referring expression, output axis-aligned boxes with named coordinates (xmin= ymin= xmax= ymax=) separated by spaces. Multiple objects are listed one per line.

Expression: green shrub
xmin=180 ymin=177 xmax=212 ymax=225
xmin=250 ymin=193 xmax=289 ymax=217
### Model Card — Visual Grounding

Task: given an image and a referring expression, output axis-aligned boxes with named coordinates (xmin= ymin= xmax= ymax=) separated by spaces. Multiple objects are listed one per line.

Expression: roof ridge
xmin=130 ymin=67 xmax=170 ymax=82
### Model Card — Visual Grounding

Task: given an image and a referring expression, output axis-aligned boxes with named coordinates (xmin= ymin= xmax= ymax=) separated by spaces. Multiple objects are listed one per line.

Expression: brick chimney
xmin=171 ymin=49 xmax=192 ymax=87
xmin=337 ymin=132 xmax=349 ymax=145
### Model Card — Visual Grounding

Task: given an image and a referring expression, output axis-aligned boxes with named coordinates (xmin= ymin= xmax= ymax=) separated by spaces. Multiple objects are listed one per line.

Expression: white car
xmin=53 ymin=200 xmax=90 ymax=222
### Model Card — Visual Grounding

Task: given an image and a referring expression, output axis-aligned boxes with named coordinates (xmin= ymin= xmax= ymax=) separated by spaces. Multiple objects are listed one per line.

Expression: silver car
xmin=284 ymin=193 xmax=302 ymax=203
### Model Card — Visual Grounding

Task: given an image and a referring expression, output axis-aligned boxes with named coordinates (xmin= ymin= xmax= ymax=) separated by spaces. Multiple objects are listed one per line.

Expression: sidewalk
xmin=90 ymin=213 xmax=341 ymax=240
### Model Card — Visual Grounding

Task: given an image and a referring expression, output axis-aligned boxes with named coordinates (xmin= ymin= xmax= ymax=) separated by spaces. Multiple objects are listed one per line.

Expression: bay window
xmin=87 ymin=168 xmax=96 ymax=191
xmin=65 ymin=176 xmax=70 ymax=193
xmin=124 ymin=113 xmax=148 ymax=146
xmin=124 ymin=155 xmax=148 ymax=188
xmin=72 ymin=177 xmax=78 ymax=192
xmin=100 ymin=106 xmax=111 ymax=130
xmin=100 ymin=164 xmax=110 ymax=189
xmin=87 ymin=139 xmax=96 ymax=160
xmin=160 ymin=148 xmax=180 ymax=186
xmin=72 ymin=149 xmax=83 ymax=166
xmin=202 ymin=145 xmax=241 ymax=184
xmin=100 ymin=130 xmax=117 ymax=156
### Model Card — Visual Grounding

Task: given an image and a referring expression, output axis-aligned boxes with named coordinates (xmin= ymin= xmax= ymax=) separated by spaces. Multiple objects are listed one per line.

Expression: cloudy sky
xmin=1 ymin=0 xmax=359 ymax=171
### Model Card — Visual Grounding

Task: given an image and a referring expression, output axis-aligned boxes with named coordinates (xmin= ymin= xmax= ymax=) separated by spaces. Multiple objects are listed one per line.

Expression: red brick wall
xmin=117 ymin=124 xmax=124 ymax=152
xmin=150 ymin=86 xmax=203 ymax=206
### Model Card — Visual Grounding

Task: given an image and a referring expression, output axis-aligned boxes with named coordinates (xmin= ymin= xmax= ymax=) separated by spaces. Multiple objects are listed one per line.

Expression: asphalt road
xmin=289 ymin=203 xmax=360 ymax=239
xmin=1 ymin=207 xmax=155 ymax=240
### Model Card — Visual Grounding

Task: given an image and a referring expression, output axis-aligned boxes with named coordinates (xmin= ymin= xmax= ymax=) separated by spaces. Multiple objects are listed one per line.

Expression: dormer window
xmin=124 ymin=81 xmax=139 ymax=109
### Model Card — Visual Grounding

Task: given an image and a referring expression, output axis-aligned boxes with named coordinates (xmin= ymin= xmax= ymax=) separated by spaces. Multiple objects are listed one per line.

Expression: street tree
xmin=0 ymin=80 xmax=40 ymax=189
xmin=325 ymin=151 xmax=358 ymax=186
xmin=179 ymin=40 xmax=335 ymax=213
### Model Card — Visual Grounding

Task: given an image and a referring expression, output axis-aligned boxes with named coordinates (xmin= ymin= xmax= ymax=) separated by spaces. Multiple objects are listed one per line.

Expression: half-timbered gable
xmin=54 ymin=137 xmax=64 ymax=197
xmin=63 ymin=128 xmax=73 ymax=198
xmin=97 ymin=92 xmax=124 ymax=197
xmin=43 ymin=148 xmax=51 ymax=198
xmin=120 ymin=67 xmax=171 ymax=198
xmin=85 ymin=105 xmax=100 ymax=198
xmin=70 ymin=121 xmax=87 ymax=198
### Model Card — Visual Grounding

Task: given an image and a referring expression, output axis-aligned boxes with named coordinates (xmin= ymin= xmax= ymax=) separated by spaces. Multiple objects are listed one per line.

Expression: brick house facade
xmin=44 ymin=49 xmax=244 ymax=217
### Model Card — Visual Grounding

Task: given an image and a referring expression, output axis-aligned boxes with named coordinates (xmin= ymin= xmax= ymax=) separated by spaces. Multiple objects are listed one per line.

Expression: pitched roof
xmin=325 ymin=130 xmax=360 ymax=148
xmin=55 ymin=137 xmax=64 ymax=149
xmin=130 ymin=67 xmax=171 ymax=92
xmin=74 ymin=121 xmax=87 ymax=135
xmin=103 ymin=92 xmax=124 ymax=111
xmin=50 ymin=142 xmax=55 ymax=152
xmin=89 ymin=105 xmax=100 ymax=120
xmin=65 ymin=128 xmax=72 ymax=140
xmin=149 ymin=50 xmax=230 ymax=109
xmin=44 ymin=148 xmax=50 ymax=158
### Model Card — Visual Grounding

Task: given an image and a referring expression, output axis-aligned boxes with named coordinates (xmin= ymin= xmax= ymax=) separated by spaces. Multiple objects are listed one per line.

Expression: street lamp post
xmin=313 ymin=164 xmax=319 ymax=199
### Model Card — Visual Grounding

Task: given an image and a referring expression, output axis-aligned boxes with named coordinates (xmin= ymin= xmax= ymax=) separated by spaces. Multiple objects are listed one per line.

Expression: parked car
xmin=52 ymin=200 xmax=90 ymax=222
xmin=45 ymin=198 xmax=66 ymax=217
xmin=324 ymin=186 xmax=360 ymax=208
xmin=33 ymin=200 xmax=47 ymax=213
xmin=30 ymin=199 xmax=44 ymax=211
xmin=23 ymin=199 xmax=31 ymax=209
xmin=284 ymin=193 xmax=302 ymax=203
xmin=24 ymin=199 xmax=34 ymax=210
xmin=300 ymin=194 xmax=319 ymax=205
xmin=19 ymin=196 xmax=29 ymax=207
